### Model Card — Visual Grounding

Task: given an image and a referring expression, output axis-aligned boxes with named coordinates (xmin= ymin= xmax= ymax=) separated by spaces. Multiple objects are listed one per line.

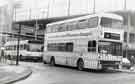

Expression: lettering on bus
xmin=104 ymin=32 xmax=120 ymax=40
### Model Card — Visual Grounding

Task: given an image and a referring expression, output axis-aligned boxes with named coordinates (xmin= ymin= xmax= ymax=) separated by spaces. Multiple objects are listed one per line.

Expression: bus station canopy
xmin=14 ymin=14 xmax=89 ymax=26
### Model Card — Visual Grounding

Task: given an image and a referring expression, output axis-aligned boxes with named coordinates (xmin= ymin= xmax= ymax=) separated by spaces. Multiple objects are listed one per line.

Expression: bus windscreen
xmin=100 ymin=17 xmax=122 ymax=29
xmin=98 ymin=41 xmax=122 ymax=56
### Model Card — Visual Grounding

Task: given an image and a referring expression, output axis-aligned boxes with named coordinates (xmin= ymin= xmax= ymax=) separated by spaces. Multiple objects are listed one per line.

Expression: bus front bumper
xmin=99 ymin=61 xmax=121 ymax=69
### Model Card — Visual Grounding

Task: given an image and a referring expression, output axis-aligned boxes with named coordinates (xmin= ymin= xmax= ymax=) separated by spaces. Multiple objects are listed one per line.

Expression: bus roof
xmin=47 ymin=13 xmax=123 ymax=26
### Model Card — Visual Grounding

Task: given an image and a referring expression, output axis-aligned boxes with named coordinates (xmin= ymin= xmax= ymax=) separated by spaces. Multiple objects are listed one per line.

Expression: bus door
xmin=65 ymin=42 xmax=75 ymax=66
xmin=84 ymin=40 xmax=98 ymax=68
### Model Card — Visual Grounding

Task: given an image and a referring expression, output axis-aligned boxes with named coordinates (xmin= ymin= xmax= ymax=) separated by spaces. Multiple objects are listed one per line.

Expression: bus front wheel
xmin=77 ymin=59 xmax=84 ymax=71
xmin=43 ymin=61 xmax=46 ymax=64
xmin=50 ymin=57 xmax=55 ymax=66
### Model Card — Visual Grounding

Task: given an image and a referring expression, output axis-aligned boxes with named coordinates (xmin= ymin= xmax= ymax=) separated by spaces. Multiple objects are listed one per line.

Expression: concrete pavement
xmin=0 ymin=60 xmax=134 ymax=84
xmin=15 ymin=62 xmax=135 ymax=84
xmin=0 ymin=64 xmax=32 ymax=84
xmin=118 ymin=68 xmax=135 ymax=73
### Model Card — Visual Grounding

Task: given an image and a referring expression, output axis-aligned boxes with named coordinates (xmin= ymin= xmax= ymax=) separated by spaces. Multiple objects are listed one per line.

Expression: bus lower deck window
xmin=88 ymin=40 xmax=96 ymax=52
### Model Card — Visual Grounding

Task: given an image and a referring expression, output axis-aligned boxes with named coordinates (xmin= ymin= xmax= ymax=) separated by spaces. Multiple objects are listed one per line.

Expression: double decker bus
xmin=43 ymin=13 xmax=124 ymax=70
xmin=4 ymin=40 xmax=43 ymax=61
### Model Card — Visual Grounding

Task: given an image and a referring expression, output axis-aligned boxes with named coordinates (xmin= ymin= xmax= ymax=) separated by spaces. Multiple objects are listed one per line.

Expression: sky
xmin=0 ymin=0 xmax=135 ymax=21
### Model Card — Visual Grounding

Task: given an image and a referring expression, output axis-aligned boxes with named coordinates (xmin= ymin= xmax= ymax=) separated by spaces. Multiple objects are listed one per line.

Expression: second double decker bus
xmin=43 ymin=13 xmax=124 ymax=70
xmin=4 ymin=40 xmax=43 ymax=61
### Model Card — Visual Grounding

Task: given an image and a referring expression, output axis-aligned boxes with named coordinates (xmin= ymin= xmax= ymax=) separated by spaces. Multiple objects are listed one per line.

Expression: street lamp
xmin=93 ymin=0 xmax=95 ymax=14
xmin=7 ymin=0 xmax=22 ymax=65
xmin=67 ymin=0 xmax=70 ymax=16
xmin=124 ymin=0 xmax=131 ymax=58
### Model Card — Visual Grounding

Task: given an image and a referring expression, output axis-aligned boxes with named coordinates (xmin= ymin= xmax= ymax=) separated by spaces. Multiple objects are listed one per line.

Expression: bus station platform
xmin=0 ymin=64 xmax=32 ymax=84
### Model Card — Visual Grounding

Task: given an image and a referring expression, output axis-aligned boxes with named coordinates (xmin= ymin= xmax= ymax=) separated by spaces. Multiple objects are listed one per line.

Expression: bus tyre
xmin=50 ymin=57 xmax=55 ymax=66
xmin=77 ymin=59 xmax=84 ymax=71
xmin=43 ymin=61 xmax=46 ymax=64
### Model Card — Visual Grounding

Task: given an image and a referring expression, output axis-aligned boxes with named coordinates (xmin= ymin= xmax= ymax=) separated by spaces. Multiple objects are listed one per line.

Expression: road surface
xmin=14 ymin=62 xmax=135 ymax=84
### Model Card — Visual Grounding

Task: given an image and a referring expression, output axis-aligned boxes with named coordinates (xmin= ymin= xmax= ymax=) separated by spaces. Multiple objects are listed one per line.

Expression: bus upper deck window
xmin=88 ymin=17 xmax=98 ymax=28
xmin=78 ymin=19 xmax=89 ymax=29
xmin=100 ymin=17 xmax=122 ymax=28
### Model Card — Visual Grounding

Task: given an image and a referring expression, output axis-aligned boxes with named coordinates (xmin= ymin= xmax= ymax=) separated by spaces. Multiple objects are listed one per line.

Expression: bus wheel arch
xmin=50 ymin=56 xmax=55 ymax=66
xmin=77 ymin=58 xmax=84 ymax=71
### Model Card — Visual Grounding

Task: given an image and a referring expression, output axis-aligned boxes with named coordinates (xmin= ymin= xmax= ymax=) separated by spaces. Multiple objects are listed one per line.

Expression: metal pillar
xmin=47 ymin=0 xmax=51 ymax=18
xmin=124 ymin=0 xmax=130 ymax=58
xmin=126 ymin=13 xmax=131 ymax=58
xmin=93 ymin=0 xmax=95 ymax=14
xmin=67 ymin=0 xmax=70 ymax=16
xmin=35 ymin=20 xmax=38 ymax=40
xmin=16 ymin=24 xmax=21 ymax=65
xmin=124 ymin=0 xmax=127 ymax=10
xmin=29 ymin=8 xmax=31 ymax=20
